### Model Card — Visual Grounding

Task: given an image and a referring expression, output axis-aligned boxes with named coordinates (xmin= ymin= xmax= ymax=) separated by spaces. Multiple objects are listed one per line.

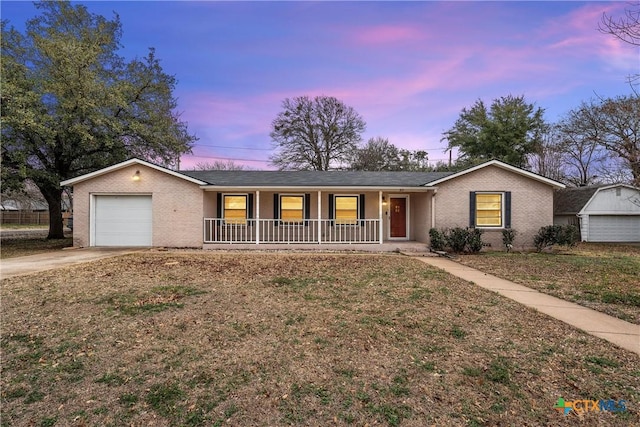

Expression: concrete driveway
xmin=0 ymin=248 xmax=141 ymax=279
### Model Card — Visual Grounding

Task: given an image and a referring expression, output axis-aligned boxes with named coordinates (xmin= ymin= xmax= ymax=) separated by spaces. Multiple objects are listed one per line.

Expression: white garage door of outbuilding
xmin=587 ymin=215 xmax=640 ymax=242
xmin=94 ymin=195 xmax=152 ymax=246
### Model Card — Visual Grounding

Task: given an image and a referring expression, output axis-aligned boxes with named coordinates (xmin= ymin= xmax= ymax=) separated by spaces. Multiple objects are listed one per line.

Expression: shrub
xmin=428 ymin=228 xmax=446 ymax=251
xmin=446 ymin=227 xmax=468 ymax=253
xmin=559 ymin=224 xmax=579 ymax=247
xmin=534 ymin=225 xmax=579 ymax=252
xmin=534 ymin=225 xmax=561 ymax=251
xmin=501 ymin=228 xmax=517 ymax=252
xmin=466 ymin=228 xmax=484 ymax=253
xmin=431 ymin=227 xmax=484 ymax=253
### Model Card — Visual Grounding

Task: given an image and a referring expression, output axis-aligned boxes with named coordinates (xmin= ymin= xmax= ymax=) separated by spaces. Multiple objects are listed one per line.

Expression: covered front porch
xmin=202 ymin=189 xmax=434 ymax=245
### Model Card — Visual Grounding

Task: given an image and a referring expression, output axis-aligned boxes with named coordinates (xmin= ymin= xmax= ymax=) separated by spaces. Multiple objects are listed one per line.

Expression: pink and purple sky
xmin=3 ymin=1 xmax=639 ymax=169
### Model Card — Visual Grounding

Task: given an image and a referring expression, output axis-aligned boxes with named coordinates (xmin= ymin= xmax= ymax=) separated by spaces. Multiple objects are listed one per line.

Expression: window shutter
xmin=273 ymin=193 xmax=279 ymax=226
xmin=504 ymin=191 xmax=511 ymax=229
xmin=247 ymin=194 xmax=254 ymax=220
xmin=469 ymin=192 xmax=476 ymax=228
xmin=359 ymin=194 xmax=366 ymax=226
xmin=304 ymin=193 xmax=311 ymax=226
xmin=216 ymin=193 xmax=223 ymax=226
xmin=328 ymin=194 xmax=334 ymax=226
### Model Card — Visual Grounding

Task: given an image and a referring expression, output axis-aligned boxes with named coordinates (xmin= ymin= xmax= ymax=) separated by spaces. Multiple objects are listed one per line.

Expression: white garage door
xmin=588 ymin=215 xmax=640 ymax=242
xmin=94 ymin=195 xmax=152 ymax=246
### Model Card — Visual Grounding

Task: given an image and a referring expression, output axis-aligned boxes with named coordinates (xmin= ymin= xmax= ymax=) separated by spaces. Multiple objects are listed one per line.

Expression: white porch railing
xmin=203 ymin=218 xmax=381 ymax=244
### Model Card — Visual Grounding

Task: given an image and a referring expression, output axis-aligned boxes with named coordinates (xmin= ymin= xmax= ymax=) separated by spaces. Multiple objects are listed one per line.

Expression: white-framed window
xmin=475 ymin=193 xmax=503 ymax=227
xmin=471 ymin=191 xmax=511 ymax=229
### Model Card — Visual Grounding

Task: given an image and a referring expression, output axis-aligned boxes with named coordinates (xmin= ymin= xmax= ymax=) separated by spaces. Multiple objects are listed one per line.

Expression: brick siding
xmin=433 ymin=166 xmax=554 ymax=250
xmin=72 ymin=164 xmax=203 ymax=247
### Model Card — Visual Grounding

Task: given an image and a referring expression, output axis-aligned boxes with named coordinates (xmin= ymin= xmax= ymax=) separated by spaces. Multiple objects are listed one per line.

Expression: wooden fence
xmin=0 ymin=211 xmax=50 ymax=225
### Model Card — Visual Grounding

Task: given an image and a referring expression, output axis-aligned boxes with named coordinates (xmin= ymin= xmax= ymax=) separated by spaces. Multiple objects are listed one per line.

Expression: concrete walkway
xmin=413 ymin=256 xmax=640 ymax=356
xmin=0 ymin=248 xmax=140 ymax=279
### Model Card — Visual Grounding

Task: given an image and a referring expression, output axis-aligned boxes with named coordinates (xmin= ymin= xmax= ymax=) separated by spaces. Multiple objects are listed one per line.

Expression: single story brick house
xmin=60 ymin=158 xmax=565 ymax=249
xmin=554 ymin=184 xmax=640 ymax=242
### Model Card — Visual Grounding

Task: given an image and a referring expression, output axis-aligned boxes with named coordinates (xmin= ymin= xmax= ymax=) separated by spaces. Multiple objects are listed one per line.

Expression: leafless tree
xmin=192 ymin=160 xmax=246 ymax=171
xmin=270 ymin=96 xmax=366 ymax=170
xmin=554 ymin=97 xmax=640 ymax=187
xmin=595 ymin=156 xmax=634 ymax=184
xmin=599 ymin=2 xmax=640 ymax=94
xmin=600 ymin=2 xmax=640 ymax=46
xmin=555 ymin=103 xmax=609 ymax=186
xmin=527 ymin=126 xmax=567 ymax=183
xmin=596 ymin=96 xmax=640 ymax=186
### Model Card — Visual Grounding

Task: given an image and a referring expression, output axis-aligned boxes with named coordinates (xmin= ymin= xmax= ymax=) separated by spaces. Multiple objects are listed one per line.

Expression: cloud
xmin=175 ymin=1 xmax=637 ymax=169
xmin=352 ymin=24 xmax=428 ymax=45
xmin=542 ymin=3 xmax=638 ymax=71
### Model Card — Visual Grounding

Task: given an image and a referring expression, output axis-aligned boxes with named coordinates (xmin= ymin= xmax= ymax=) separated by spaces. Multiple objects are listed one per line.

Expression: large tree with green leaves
xmin=1 ymin=1 xmax=196 ymax=239
xmin=270 ymin=95 xmax=366 ymax=170
xmin=442 ymin=95 xmax=546 ymax=168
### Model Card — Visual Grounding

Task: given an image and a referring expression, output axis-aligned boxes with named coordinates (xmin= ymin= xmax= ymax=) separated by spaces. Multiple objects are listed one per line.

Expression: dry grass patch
xmin=1 ymin=234 xmax=72 ymax=259
xmin=1 ymin=252 xmax=638 ymax=426
xmin=457 ymin=243 xmax=640 ymax=324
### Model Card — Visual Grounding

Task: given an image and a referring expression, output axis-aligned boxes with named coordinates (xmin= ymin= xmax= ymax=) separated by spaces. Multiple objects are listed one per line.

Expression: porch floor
xmin=202 ymin=241 xmax=433 ymax=254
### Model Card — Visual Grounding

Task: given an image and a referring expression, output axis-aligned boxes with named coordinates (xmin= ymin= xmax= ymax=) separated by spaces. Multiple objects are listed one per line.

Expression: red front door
xmin=390 ymin=198 xmax=407 ymax=238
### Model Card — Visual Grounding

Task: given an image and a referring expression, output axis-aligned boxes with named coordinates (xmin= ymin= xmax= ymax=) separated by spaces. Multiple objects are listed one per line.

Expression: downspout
xmin=578 ymin=213 xmax=587 ymax=242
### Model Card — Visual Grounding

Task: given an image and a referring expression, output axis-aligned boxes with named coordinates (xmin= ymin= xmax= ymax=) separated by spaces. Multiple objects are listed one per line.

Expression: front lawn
xmin=0 ymin=236 xmax=73 ymax=259
xmin=2 ymin=252 xmax=638 ymax=426
xmin=457 ymin=243 xmax=640 ymax=324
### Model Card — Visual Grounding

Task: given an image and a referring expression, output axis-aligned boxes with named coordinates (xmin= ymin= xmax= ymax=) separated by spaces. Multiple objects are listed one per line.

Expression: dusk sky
xmin=3 ymin=1 xmax=639 ymax=169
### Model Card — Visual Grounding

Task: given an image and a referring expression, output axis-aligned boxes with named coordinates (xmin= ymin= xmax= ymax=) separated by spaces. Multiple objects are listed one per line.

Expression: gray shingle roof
xmin=179 ymin=170 xmax=455 ymax=187
xmin=553 ymin=186 xmax=602 ymax=214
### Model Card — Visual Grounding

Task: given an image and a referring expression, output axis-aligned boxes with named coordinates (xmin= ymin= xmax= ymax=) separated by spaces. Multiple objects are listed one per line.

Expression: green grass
xmin=146 ymin=382 xmax=185 ymax=418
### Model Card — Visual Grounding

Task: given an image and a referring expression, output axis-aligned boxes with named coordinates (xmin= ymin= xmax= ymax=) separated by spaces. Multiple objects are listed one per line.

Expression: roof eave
xmin=425 ymin=160 xmax=566 ymax=189
xmin=60 ymin=158 xmax=207 ymax=186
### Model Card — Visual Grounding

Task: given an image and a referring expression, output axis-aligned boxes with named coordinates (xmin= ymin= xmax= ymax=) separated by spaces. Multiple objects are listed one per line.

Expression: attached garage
xmin=93 ymin=195 xmax=152 ymax=246
xmin=587 ymin=215 xmax=640 ymax=243
xmin=60 ymin=159 xmax=208 ymax=248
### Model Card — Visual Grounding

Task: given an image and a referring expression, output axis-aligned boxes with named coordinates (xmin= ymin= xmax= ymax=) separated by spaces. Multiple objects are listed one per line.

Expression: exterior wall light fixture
xmin=132 ymin=170 xmax=141 ymax=182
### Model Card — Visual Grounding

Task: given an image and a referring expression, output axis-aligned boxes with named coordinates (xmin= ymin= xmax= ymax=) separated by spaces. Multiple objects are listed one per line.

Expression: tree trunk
xmin=41 ymin=187 xmax=65 ymax=239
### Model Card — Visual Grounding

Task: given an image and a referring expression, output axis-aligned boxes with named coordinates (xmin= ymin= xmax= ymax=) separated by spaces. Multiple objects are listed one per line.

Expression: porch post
xmin=317 ymin=190 xmax=322 ymax=244
xmin=379 ymin=191 xmax=383 ymax=244
xmin=431 ymin=190 xmax=436 ymax=229
xmin=255 ymin=190 xmax=260 ymax=245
